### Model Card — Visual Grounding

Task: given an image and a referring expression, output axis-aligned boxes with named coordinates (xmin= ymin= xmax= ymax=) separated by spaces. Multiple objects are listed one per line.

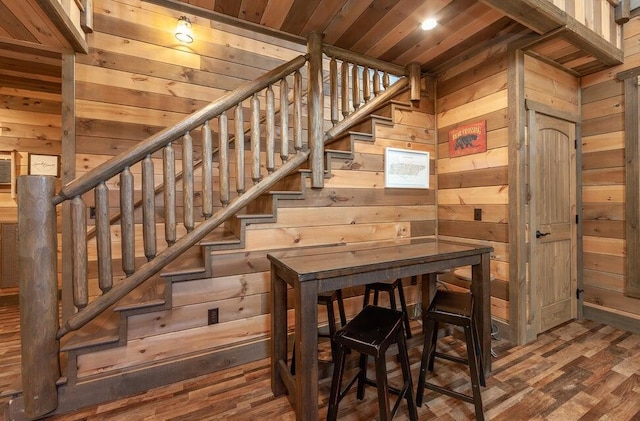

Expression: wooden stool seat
xmin=327 ymin=305 xmax=418 ymax=421
xmin=416 ymin=290 xmax=485 ymax=420
xmin=291 ymin=289 xmax=346 ymax=375
xmin=363 ymin=278 xmax=412 ymax=338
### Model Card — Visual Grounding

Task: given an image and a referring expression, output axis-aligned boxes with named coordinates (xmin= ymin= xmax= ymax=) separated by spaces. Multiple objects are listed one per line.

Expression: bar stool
xmin=363 ymin=278 xmax=412 ymax=338
xmin=291 ymin=289 xmax=347 ymax=374
xmin=327 ymin=305 xmax=418 ymax=421
xmin=416 ymin=290 xmax=485 ymax=420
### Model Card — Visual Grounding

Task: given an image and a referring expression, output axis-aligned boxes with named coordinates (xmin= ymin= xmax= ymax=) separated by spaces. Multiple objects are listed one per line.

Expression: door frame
xmin=508 ymin=48 xmax=583 ymax=345
xmin=526 ymin=102 xmax=581 ymax=339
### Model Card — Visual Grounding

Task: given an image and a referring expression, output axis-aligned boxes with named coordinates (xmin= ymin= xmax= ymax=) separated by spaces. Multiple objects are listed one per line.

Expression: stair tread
xmin=60 ymin=311 xmax=120 ymax=352
xmin=199 ymin=229 xmax=240 ymax=246
xmin=160 ymin=265 xmax=207 ymax=278
xmin=61 ymin=278 xmax=170 ymax=352
xmin=113 ymin=277 xmax=166 ymax=311
xmin=235 ymin=212 xmax=273 ymax=219
xmin=0 ymin=375 xmax=67 ymax=398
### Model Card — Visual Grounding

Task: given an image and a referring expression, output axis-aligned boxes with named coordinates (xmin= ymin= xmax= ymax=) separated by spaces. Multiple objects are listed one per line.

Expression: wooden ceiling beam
xmin=482 ymin=0 xmax=623 ymax=68
xmin=561 ymin=22 xmax=623 ymax=67
xmin=34 ymin=0 xmax=88 ymax=53
xmin=480 ymin=0 xmax=566 ymax=34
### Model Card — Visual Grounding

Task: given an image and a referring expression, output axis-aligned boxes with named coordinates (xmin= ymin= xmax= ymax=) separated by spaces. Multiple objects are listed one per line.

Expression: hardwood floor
xmin=2 ymin=298 xmax=640 ymax=420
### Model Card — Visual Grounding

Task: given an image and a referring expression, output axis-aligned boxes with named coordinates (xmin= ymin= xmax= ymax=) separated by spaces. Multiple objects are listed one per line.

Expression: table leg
xmin=471 ymin=252 xmax=491 ymax=375
xmin=270 ymin=268 xmax=287 ymax=396
xmin=294 ymin=281 xmax=319 ymax=420
xmin=419 ymin=273 xmax=437 ymax=340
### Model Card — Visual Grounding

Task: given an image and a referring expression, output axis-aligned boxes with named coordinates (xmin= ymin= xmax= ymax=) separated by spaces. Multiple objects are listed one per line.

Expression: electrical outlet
xmin=208 ymin=308 xmax=219 ymax=325
xmin=474 ymin=208 xmax=482 ymax=221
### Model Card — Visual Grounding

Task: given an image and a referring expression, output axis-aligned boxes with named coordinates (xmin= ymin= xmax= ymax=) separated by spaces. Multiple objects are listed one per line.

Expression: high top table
xmin=268 ymin=238 xmax=493 ymax=420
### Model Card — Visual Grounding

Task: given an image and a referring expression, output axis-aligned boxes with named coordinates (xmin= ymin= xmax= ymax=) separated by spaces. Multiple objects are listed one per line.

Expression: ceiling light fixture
xmin=421 ymin=18 xmax=437 ymax=31
xmin=175 ymin=16 xmax=194 ymax=44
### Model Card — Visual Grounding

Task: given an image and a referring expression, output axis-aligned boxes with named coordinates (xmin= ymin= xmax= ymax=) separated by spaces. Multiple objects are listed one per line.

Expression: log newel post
xmin=307 ymin=32 xmax=324 ymax=188
xmin=18 ymin=175 xmax=60 ymax=419
xmin=407 ymin=62 xmax=422 ymax=102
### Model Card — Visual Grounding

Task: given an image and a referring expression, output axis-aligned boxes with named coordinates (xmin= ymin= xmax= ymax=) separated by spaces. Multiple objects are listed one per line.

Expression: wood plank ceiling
xmin=181 ymin=0 xmax=531 ymax=74
xmin=177 ymin=0 xmax=620 ymax=76
xmin=0 ymin=0 xmax=70 ymax=94
xmin=0 ymin=0 xmax=628 ymax=98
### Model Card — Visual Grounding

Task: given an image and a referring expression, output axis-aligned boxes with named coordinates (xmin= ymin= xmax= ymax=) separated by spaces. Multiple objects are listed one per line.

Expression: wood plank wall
xmin=73 ymin=0 xmax=437 ymax=350
xmin=435 ymin=41 xmax=510 ymax=323
xmin=580 ymin=16 xmax=640 ymax=324
xmin=0 ymin=86 xmax=62 ymax=223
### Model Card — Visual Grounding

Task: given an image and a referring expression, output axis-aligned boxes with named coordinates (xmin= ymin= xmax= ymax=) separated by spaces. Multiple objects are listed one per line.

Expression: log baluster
xmin=202 ymin=121 xmax=213 ymax=218
xmin=307 ymin=31 xmax=324 ymax=189
xmin=142 ymin=154 xmax=156 ymax=261
xmin=95 ymin=181 xmax=112 ymax=292
xmin=373 ymin=69 xmax=381 ymax=97
xmin=408 ymin=62 xmax=421 ymax=102
xmin=341 ymin=60 xmax=349 ymax=117
xmin=330 ymin=58 xmax=339 ymax=125
xmin=251 ymin=93 xmax=261 ymax=184
xmin=383 ymin=71 xmax=390 ymax=89
xmin=266 ymin=85 xmax=275 ymax=174
xmin=120 ymin=166 xmax=135 ymax=276
xmin=182 ymin=131 xmax=194 ymax=232
xmin=163 ymin=142 xmax=176 ymax=245
xmin=235 ymin=103 xmax=246 ymax=194
xmin=219 ymin=112 xmax=230 ymax=206
xmin=293 ymin=70 xmax=303 ymax=151
xmin=363 ymin=66 xmax=371 ymax=103
xmin=280 ymin=77 xmax=289 ymax=161
xmin=352 ymin=63 xmax=360 ymax=109
xmin=71 ymin=195 xmax=88 ymax=309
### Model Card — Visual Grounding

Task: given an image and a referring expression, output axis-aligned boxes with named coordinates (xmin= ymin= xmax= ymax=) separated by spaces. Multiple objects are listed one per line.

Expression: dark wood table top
xmin=267 ymin=238 xmax=493 ymax=282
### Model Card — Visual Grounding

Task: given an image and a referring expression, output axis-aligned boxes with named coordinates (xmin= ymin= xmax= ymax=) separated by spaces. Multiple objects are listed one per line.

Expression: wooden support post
xmin=407 ymin=62 xmax=422 ymax=102
xmin=307 ymin=32 xmax=324 ymax=189
xmin=615 ymin=0 xmax=630 ymax=24
xmin=81 ymin=0 xmax=94 ymax=33
xmin=623 ymin=76 xmax=640 ymax=297
xmin=18 ymin=175 xmax=60 ymax=419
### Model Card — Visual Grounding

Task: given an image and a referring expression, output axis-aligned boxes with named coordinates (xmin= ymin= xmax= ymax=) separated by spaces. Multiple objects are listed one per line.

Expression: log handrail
xmin=53 ymin=54 xmax=309 ymax=205
xmin=57 ymin=151 xmax=310 ymax=339
xmin=84 ymin=64 xmax=328 ymax=241
xmin=323 ymin=44 xmax=406 ymax=76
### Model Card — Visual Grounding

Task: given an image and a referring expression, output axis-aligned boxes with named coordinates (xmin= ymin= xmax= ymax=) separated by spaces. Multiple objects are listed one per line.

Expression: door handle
xmin=535 ymin=230 xmax=550 ymax=239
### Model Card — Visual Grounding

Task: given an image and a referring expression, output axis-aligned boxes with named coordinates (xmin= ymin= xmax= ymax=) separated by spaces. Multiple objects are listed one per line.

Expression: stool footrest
xmin=424 ymin=382 xmax=475 ymax=404
xmin=361 ymin=377 xmax=409 ymax=398
xmin=434 ymin=351 xmax=467 ymax=365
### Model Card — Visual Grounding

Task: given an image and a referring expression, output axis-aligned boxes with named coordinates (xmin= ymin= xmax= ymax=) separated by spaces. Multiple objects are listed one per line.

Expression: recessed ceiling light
xmin=421 ymin=18 xmax=437 ymax=31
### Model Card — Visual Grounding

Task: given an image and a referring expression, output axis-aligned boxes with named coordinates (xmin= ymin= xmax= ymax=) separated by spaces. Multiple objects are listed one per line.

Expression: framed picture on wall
xmin=28 ymin=154 xmax=60 ymax=177
xmin=384 ymin=147 xmax=430 ymax=189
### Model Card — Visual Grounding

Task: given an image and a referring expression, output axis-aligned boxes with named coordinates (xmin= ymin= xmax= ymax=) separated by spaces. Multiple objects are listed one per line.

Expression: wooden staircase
xmin=60 ymin=106 xmax=401 ymax=384
xmin=6 ymin=34 xmax=426 ymax=419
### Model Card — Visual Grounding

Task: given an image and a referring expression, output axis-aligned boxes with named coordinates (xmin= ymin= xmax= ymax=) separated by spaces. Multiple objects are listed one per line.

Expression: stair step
xmin=113 ymin=277 xmax=166 ymax=313
xmin=62 ymin=278 xmax=169 ymax=353
xmin=199 ymin=229 xmax=241 ymax=247
xmin=0 ymin=375 xmax=67 ymax=399
xmin=235 ymin=212 xmax=273 ymax=219
xmin=60 ymin=310 xmax=120 ymax=353
xmin=161 ymin=265 xmax=208 ymax=280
